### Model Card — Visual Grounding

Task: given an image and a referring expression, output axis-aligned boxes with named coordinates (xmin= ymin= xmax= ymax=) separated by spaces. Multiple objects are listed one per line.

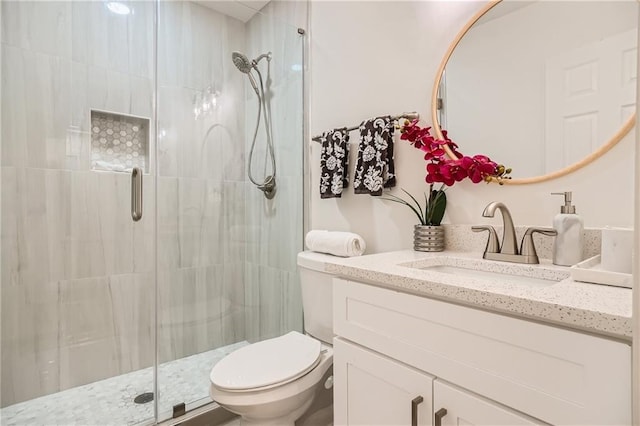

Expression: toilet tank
xmin=297 ymin=251 xmax=338 ymax=344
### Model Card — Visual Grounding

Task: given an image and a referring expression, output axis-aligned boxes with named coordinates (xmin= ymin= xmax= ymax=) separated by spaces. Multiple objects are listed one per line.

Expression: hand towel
xmin=353 ymin=116 xmax=396 ymax=196
xmin=305 ymin=230 xmax=366 ymax=257
xmin=319 ymin=128 xmax=350 ymax=198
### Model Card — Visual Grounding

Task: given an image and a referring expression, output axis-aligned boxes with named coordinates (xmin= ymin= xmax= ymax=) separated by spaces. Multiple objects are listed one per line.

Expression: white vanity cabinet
xmin=334 ymin=338 xmax=434 ymax=425
xmin=332 ymin=278 xmax=631 ymax=426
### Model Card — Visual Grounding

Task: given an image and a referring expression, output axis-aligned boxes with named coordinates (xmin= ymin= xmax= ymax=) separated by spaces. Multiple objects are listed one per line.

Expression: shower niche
xmin=90 ymin=110 xmax=150 ymax=172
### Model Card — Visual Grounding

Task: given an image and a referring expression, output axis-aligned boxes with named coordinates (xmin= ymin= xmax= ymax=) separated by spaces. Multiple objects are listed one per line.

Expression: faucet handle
xmin=520 ymin=227 xmax=557 ymax=264
xmin=472 ymin=225 xmax=500 ymax=254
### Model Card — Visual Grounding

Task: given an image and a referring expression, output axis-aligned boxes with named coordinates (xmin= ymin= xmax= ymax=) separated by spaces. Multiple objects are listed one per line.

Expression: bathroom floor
xmin=0 ymin=341 xmax=248 ymax=426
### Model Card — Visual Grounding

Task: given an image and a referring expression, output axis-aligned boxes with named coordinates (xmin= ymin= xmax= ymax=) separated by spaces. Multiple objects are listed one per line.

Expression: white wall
xmin=309 ymin=1 xmax=636 ymax=254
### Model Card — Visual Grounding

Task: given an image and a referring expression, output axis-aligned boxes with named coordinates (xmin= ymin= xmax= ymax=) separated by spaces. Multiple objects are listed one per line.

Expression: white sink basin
xmin=402 ymin=256 xmax=570 ymax=288
xmin=422 ymin=264 xmax=559 ymax=288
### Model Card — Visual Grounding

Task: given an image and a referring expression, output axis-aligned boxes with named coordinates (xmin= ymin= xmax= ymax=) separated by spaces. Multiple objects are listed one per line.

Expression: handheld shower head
xmin=232 ymin=51 xmax=272 ymax=72
xmin=232 ymin=51 xmax=253 ymax=74
xmin=232 ymin=51 xmax=260 ymax=96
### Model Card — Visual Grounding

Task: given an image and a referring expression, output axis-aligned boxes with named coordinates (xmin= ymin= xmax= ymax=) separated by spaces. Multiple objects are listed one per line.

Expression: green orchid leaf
xmin=381 ymin=195 xmax=425 ymax=225
xmin=427 ymin=190 xmax=447 ymax=225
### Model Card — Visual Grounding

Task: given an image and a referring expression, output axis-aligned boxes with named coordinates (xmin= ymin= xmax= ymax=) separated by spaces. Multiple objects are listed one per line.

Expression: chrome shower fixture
xmin=231 ymin=51 xmax=253 ymax=74
xmin=231 ymin=51 xmax=272 ymax=98
xmin=232 ymin=50 xmax=277 ymax=200
xmin=232 ymin=51 xmax=273 ymax=72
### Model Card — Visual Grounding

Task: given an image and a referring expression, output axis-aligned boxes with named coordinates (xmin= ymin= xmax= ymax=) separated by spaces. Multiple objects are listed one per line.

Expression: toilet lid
xmin=210 ymin=331 xmax=322 ymax=391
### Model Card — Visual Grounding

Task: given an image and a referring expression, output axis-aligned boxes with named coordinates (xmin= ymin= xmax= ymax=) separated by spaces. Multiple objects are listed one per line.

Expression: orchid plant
xmin=383 ymin=120 xmax=512 ymax=226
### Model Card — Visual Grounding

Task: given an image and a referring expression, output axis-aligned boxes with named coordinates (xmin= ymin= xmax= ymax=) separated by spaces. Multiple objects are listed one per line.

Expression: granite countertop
xmin=324 ymin=250 xmax=632 ymax=340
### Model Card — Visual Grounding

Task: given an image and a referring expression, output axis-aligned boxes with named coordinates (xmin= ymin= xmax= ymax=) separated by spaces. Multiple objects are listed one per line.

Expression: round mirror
xmin=431 ymin=0 xmax=637 ymax=184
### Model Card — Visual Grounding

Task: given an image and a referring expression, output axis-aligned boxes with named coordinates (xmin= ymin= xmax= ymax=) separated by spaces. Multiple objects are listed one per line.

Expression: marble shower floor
xmin=1 ymin=341 xmax=248 ymax=426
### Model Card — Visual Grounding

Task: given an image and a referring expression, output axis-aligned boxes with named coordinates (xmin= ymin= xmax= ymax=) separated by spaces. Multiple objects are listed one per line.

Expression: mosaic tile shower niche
xmin=91 ymin=110 xmax=150 ymax=172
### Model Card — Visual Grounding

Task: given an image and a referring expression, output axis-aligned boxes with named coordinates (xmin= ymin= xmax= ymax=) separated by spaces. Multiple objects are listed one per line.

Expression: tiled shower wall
xmin=244 ymin=2 xmax=306 ymax=343
xmin=155 ymin=1 xmax=247 ymax=370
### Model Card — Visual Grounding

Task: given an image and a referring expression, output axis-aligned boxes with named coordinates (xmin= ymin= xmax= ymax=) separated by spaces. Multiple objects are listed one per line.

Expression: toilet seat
xmin=210 ymin=331 xmax=322 ymax=392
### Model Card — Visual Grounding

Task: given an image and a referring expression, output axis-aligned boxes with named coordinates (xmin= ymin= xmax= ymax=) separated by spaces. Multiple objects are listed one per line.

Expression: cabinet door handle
xmin=131 ymin=167 xmax=143 ymax=222
xmin=434 ymin=408 xmax=448 ymax=426
xmin=411 ymin=396 xmax=424 ymax=426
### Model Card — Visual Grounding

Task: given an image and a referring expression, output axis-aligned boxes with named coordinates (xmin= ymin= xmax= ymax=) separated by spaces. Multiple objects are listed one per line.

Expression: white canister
xmin=600 ymin=227 xmax=634 ymax=274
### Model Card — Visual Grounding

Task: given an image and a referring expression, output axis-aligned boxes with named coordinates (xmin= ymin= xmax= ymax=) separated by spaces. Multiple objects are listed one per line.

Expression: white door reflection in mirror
xmin=546 ymin=29 xmax=636 ymax=173
xmin=441 ymin=1 xmax=637 ymax=180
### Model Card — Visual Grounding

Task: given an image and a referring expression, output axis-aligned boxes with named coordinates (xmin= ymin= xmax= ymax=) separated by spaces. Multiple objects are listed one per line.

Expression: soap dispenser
xmin=551 ymin=192 xmax=584 ymax=266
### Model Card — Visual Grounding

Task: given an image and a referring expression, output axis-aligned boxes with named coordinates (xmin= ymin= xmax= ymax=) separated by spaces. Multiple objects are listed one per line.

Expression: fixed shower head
xmin=232 ymin=51 xmax=253 ymax=74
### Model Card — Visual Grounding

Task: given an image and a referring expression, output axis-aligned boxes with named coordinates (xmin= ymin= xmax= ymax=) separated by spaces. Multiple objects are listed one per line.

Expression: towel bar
xmin=311 ymin=112 xmax=419 ymax=142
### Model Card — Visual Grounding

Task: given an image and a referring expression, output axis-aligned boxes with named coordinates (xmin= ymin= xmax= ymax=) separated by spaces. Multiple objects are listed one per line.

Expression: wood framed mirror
xmin=431 ymin=0 xmax=637 ymax=185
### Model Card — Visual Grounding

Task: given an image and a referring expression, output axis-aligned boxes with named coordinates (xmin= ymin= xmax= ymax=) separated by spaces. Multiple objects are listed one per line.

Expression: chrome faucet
xmin=482 ymin=202 xmax=518 ymax=254
xmin=472 ymin=202 xmax=557 ymax=264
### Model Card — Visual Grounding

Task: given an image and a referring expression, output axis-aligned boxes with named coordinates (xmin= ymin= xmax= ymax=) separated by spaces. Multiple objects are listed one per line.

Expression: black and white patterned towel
xmin=319 ymin=128 xmax=350 ymax=199
xmin=353 ymin=116 xmax=396 ymax=196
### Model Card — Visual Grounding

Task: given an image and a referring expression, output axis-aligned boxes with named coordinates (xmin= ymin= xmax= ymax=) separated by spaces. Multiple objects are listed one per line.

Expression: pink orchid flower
xmin=400 ymin=120 xmax=511 ymax=186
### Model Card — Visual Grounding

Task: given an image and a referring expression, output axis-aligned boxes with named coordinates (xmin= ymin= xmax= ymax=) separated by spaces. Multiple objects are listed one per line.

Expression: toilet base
xmin=237 ymin=398 xmax=313 ymax=426
xmin=211 ymin=347 xmax=333 ymax=426
xmin=215 ymin=382 xmax=316 ymax=426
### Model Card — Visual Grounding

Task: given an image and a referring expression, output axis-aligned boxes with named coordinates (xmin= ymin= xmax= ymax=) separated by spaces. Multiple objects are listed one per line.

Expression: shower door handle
xmin=131 ymin=167 xmax=143 ymax=222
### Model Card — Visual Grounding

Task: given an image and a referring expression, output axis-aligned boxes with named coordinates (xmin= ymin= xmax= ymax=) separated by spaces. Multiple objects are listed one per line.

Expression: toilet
xmin=209 ymin=251 xmax=337 ymax=425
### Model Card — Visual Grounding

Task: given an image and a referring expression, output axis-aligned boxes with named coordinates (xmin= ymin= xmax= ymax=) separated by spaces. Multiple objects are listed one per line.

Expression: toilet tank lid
xmin=297 ymin=251 xmax=339 ymax=272
xmin=209 ymin=331 xmax=321 ymax=391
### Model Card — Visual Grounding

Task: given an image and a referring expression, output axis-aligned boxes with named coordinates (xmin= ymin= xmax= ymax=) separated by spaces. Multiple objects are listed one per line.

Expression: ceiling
xmin=193 ymin=0 xmax=270 ymax=23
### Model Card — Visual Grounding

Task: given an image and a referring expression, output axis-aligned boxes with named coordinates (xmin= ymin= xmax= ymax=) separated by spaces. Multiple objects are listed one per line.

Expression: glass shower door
xmin=155 ymin=0 xmax=305 ymax=420
xmin=1 ymin=1 xmax=157 ymax=425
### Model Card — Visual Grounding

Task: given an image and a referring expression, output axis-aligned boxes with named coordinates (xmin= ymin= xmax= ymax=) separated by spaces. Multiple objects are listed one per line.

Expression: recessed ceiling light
xmin=106 ymin=2 xmax=131 ymax=15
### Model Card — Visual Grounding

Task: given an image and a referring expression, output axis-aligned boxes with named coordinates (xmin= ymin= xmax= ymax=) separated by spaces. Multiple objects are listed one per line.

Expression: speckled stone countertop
xmin=324 ymin=250 xmax=632 ymax=340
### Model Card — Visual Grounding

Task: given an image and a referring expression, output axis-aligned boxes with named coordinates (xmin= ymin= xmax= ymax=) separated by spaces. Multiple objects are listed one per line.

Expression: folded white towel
xmin=93 ymin=160 xmax=127 ymax=172
xmin=305 ymin=230 xmax=366 ymax=257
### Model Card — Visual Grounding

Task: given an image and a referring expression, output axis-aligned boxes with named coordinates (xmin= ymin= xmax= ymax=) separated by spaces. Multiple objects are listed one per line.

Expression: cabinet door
xmin=434 ymin=381 xmax=545 ymax=426
xmin=334 ymin=338 xmax=434 ymax=426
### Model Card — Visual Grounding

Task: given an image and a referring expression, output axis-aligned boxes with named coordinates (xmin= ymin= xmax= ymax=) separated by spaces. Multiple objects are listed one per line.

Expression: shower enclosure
xmin=0 ymin=0 xmax=306 ymax=424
